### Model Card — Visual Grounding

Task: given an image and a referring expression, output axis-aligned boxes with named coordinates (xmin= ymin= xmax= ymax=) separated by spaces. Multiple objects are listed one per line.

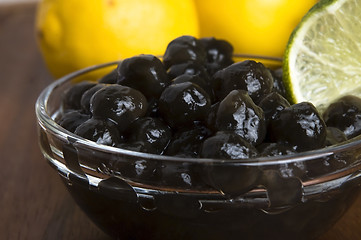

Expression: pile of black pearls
xmin=57 ymin=35 xmax=361 ymax=160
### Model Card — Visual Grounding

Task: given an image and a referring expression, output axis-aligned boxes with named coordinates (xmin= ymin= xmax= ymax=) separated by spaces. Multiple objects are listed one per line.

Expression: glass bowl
xmin=35 ymin=56 xmax=361 ymax=240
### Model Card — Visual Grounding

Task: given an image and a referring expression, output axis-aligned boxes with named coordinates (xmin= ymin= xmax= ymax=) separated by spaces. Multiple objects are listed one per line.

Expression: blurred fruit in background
xmin=35 ymin=0 xmax=318 ymax=79
xmin=194 ymin=0 xmax=318 ymax=58
xmin=35 ymin=0 xmax=199 ymax=78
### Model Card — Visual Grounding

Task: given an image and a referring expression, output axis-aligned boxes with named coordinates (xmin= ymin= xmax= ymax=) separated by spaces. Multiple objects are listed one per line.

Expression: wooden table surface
xmin=1 ymin=3 xmax=361 ymax=240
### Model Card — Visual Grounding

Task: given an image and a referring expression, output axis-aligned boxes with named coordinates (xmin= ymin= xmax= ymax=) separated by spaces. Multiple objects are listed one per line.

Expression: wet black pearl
xmin=116 ymin=54 xmax=169 ymax=99
xmin=158 ymin=82 xmax=211 ymax=127
xmin=269 ymin=102 xmax=327 ymax=151
xmin=212 ymin=60 xmax=274 ymax=103
xmin=165 ymin=123 xmax=213 ymax=157
xmin=270 ymin=68 xmax=287 ymax=98
xmin=215 ymin=90 xmax=266 ymax=145
xmin=90 ymin=85 xmax=147 ymax=132
xmin=63 ymin=81 xmax=96 ymax=110
xmin=325 ymin=127 xmax=348 ymax=146
xmin=80 ymin=84 xmax=107 ymax=114
xmin=126 ymin=117 xmax=172 ymax=154
xmin=74 ymin=118 xmax=122 ymax=147
xmin=171 ymin=74 xmax=214 ymax=101
xmin=323 ymin=95 xmax=361 ymax=139
xmin=167 ymin=61 xmax=210 ymax=82
xmin=57 ymin=110 xmax=90 ymax=133
xmin=200 ymin=37 xmax=234 ymax=75
xmin=200 ymin=131 xmax=258 ymax=159
xmin=258 ymin=92 xmax=291 ymax=128
xmin=163 ymin=35 xmax=206 ymax=69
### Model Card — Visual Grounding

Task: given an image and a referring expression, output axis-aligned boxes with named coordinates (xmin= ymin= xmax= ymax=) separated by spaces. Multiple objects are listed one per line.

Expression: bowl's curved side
xmin=35 ymin=58 xmax=361 ymax=240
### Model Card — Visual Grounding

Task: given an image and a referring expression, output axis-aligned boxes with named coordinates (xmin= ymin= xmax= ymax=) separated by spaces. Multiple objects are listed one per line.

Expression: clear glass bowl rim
xmin=35 ymin=55 xmax=361 ymax=167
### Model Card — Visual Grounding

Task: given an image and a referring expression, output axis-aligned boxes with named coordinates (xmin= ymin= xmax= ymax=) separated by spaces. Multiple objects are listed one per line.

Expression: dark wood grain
xmin=0 ymin=3 xmax=111 ymax=240
xmin=0 ymin=3 xmax=360 ymax=240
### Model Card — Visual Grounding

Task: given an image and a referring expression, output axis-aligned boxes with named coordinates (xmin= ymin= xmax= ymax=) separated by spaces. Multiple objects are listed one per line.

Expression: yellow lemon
xmin=35 ymin=0 xmax=199 ymax=78
xmin=194 ymin=0 xmax=318 ymax=57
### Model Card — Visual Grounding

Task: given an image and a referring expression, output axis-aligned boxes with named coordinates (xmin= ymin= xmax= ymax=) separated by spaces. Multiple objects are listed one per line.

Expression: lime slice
xmin=283 ymin=0 xmax=361 ymax=110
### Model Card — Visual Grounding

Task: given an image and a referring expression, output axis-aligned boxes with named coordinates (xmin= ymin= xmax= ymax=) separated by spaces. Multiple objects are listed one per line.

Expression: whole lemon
xmin=194 ymin=0 xmax=318 ymax=57
xmin=35 ymin=0 xmax=199 ymax=78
